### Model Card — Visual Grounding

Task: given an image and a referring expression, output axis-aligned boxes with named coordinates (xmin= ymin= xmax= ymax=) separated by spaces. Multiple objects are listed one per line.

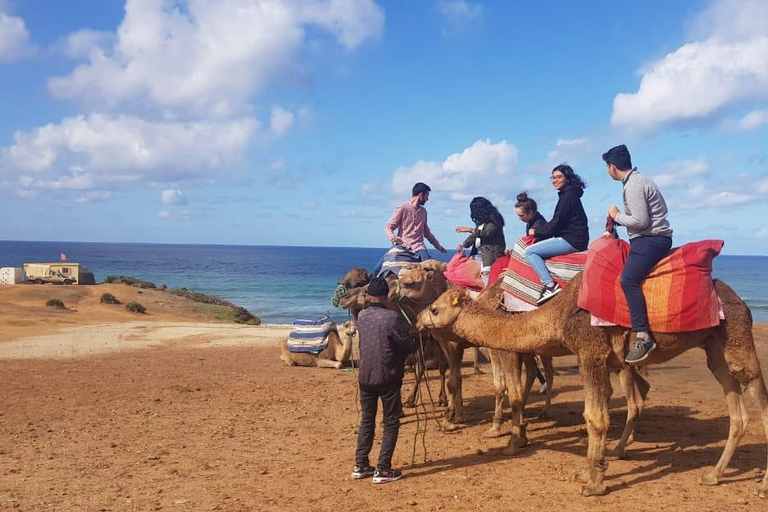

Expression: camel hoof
xmin=438 ymin=399 xmax=449 ymax=408
xmin=699 ymin=473 xmax=719 ymax=486
xmin=484 ymin=427 xmax=504 ymax=439
xmin=403 ymin=401 xmax=416 ymax=409
xmin=605 ymin=447 xmax=626 ymax=461
xmin=500 ymin=444 xmax=522 ymax=456
xmin=580 ymin=484 xmax=609 ymax=497
xmin=573 ymin=471 xmax=589 ymax=484
xmin=443 ymin=421 xmax=460 ymax=433
xmin=535 ymin=411 xmax=551 ymax=421
xmin=757 ymin=488 xmax=767 ymax=499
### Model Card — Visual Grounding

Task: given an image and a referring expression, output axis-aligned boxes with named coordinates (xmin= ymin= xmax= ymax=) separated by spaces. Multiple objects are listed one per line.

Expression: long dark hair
xmin=515 ymin=192 xmax=538 ymax=214
xmin=469 ymin=197 xmax=505 ymax=227
xmin=553 ymin=164 xmax=586 ymax=189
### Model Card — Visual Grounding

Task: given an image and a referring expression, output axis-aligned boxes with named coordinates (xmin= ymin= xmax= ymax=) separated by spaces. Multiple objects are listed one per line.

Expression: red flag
xmin=60 ymin=252 xmax=67 ymax=261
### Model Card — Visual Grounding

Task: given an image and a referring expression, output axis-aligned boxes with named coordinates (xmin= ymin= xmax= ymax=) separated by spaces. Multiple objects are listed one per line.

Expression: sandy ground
xmin=2 ymin=284 xmax=768 ymax=511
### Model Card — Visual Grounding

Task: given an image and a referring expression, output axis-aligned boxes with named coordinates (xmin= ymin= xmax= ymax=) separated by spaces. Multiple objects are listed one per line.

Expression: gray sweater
xmin=614 ymin=168 xmax=673 ymax=239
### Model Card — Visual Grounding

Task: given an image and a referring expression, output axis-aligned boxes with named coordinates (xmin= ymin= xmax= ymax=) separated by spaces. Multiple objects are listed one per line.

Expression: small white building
xmin=0 ymin=267 xmax=23 ymax=285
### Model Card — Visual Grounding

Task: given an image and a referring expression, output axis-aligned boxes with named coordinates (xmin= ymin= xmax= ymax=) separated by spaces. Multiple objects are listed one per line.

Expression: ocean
xmin=1 ymin=240 xmax=767 ymax=325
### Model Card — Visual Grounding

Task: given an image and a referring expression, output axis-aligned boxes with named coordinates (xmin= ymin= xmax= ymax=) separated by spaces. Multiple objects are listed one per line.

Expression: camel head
xmin=397 ymin=264 xmax=448 ymax=308
xmin=338 ymin=285 xmax=367 ymax=316
xmin=416 ymin=287 xmax=472 ymax=332
xmin=335 ymin=321 xmax=357 ymax=362
xmin=338 ymin=267 xmax=371 ymax=289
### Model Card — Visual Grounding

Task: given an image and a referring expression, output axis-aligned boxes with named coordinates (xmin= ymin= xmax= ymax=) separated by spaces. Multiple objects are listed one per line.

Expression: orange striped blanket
xmin=500 ymin=236 xmax=588 ymax=307
xmin=577 ymin=237 xmax=723 ymax=332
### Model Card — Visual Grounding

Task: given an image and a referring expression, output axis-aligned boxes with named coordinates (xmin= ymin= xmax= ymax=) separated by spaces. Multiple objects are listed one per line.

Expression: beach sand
xmin=1 ymin=283 xmax=768 ymax=510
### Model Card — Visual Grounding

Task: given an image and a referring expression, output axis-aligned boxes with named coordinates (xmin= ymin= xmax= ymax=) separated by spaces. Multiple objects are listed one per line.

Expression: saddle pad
xmin=444 ymin=253 xmax=484 ymax=291
xmin=378 ymin=245 xmax=421 ymax=277
xmin=500 ymin=236 xmax=587 ymax=306
xmin=577 ymin=237 xmax=723 ymax=333
xmin=287 ymin=316 xmax=336 ymax=353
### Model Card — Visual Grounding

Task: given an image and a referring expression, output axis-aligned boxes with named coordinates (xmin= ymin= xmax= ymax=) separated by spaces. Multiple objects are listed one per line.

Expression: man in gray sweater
xmin=604 ymin=144 xmax=673 ymax=364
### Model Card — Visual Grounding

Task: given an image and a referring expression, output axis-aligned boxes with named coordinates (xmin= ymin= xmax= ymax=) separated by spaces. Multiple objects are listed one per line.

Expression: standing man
xmin=385 ymin=182 xmax=447 ymax=261
xmin=351 ymin=277 xmax=417 ymax=483
xmin=604 ymin=144 xmax=673 ymax=364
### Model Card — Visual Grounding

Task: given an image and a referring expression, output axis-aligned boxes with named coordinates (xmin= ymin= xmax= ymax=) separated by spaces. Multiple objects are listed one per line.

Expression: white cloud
xmin=735 ymin=108 xmax=768 ymax=130
xmin=270 ymin=106 xmax=294 ymax=137
xmin=437 ymin=0 xmax=483 ymax=35
xmin=757 ymin=227 xmax=768 ymax=238
xmin=546 ymin=137 xmax=589 ymax=160
xmin=611 ymin=0 xmax=768 ymax=132
xmin=161 ymin=189 xmax=188 ymax=205
xmin=159 ymin=210 xmax=192 ymax=220
xmin=74 ymin=191 xmax=112 ymax=204
xmin=652 ymin=159 xmax=710 ymax=189
xmin=2 ymin=114 xmax=258 ymax=193
xmin=48 ymin=0 xmax=384 ymax=117
xmin=391 ymin=139 xmax=518 ymax=202
xmin=0 ymin=10 xmax=32 ymax=62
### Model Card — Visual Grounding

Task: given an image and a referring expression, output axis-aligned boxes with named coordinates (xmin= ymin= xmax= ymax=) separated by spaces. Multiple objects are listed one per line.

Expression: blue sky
xmin=1 ymin=0 xmax=767 ymax=254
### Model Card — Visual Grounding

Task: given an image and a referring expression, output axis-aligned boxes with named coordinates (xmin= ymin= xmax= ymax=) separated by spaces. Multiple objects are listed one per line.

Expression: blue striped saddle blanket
xmin=287 ymin=315 xmax=336 ymax=353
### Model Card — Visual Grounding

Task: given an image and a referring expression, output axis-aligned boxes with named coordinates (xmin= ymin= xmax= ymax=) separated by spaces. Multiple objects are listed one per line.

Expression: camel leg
xmin=404 ymin=359 xmax=423 ymax=408
xmin=575 ymin=355 xmax=611 ymax=497
xmin=314 ymin=358 xmax=343 ymax=369
xmin=541 ymin=356 xmax=554 ymax=416
xmin=437 ymin=347 xmax=449 ymax=408
xmin=485 ymin=349 xmax=506 ymax=438
xmin=501 ymin=351 xmax=528 ymax=455
xmin=279 ymin=345 xmax=296 ymax=366
xmin=442 ymin=344 xmax=464 ymax=430
xmin=473 ymin=347 xmax=483 ymax=375
xmin=521 ymin=354 xmax=536 ymax=407
xmin=609 ymin=366 xmax=649 ymax=459
xmin=700 ymin=344 xmax=751 ymax=486
xmin=745 ymin=377 xmax=768 ymax=498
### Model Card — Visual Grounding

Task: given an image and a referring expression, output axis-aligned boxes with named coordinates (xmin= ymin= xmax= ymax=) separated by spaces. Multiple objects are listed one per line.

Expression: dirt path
xmin=2 ymin=326 xmax=768 ymax=511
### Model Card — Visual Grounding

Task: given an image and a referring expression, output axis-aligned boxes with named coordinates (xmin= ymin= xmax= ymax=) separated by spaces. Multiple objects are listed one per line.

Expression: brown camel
xmin=417 ymin=274 xmax=768 ymax=498
xmin=279 ymin=321 xmax=355 ymax=369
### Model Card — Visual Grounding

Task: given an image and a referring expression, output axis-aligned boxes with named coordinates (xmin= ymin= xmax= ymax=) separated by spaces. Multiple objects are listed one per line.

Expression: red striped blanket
xmin=577 ymin=237 xmax=723 ymax=332
xmin=500 ymin=236 xmax=588 ymax=306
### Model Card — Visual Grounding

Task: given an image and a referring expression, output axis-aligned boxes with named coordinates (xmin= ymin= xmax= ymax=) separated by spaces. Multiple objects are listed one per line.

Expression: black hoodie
xmin=534 ymin=186 xmax=589 ymax=251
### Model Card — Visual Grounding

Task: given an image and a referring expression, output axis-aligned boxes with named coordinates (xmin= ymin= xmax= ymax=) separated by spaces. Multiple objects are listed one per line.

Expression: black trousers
xmin=355 ymin=385 xmax=402 ymax=471
xmin=620 ymin=235 xmax=672 ymax=333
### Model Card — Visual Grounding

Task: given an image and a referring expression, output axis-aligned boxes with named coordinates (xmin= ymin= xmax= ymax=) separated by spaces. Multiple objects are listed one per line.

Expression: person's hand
xmin=528 ymin=228 xmax=535 ymax=236
xmin=436 ymin=244 xmax=448 ymax=254
xmin=455 ymin=226 xmax=471 ymax=233
xmin=456 ymin=244 xmax=465 ymax=253
xmin=601 ymin=231 xmax=612 ymax=239
xmin=608 ymin=205 xmax=620 ymax=219
xmin=504 ymin=248 xmax=512 ymax=256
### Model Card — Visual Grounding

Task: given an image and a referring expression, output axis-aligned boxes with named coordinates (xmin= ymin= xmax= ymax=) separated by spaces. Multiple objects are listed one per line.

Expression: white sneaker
xmin=536 ymin=283 xmax=562 ymax=304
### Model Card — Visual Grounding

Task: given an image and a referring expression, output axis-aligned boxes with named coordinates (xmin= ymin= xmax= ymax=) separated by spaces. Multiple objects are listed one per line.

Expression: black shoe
xmin=372 ymin=468 xmax=402 ymax=484
xmin=625 ymin=334 xmax=656 ymax=364
xmin=350 ymin=465 xmax=376 ymax=479
xmin=536 ymin=283 xmax=562 ymax=304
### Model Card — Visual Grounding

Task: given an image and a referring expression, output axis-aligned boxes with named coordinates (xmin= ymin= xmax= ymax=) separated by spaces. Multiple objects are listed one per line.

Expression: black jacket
xmin=357 ymin=304 xmax=417 ymax=389
xmin=462 ymin=220 xmax=506 ymax=267
xmin=525 ymin=212 xmax=547 ymax=234
xmin=534 ymin=186 xmax=589 ymax=251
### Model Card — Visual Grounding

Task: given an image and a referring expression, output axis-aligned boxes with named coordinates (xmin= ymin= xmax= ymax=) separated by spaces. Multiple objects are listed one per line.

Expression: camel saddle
xmin=577 ymin=237 xmax=724 ymax=333
xmin=287 ymin=315 xmax=336 ymax=353
xmin=499 ymin=236 xmax=588 ymax=309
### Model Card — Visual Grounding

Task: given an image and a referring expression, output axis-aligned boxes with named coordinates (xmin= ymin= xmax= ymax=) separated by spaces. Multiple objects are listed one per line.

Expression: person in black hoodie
xmin=525 ymin=164 xmax=589 ymax=304
xmin=514 ymin=191 xmax=547 ymax=234
xmin=351 ymin=277 xmax=417 ymax=484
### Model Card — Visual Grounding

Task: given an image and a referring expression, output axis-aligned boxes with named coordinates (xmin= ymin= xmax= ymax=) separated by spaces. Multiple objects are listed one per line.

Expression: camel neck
xmin=451 ymin=303 xmax=561 ymax=352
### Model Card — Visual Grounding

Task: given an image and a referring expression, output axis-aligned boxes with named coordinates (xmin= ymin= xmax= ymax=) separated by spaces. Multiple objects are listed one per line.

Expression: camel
xmin=279 ymin=321 xmax=355 ymax=369
xmin=417 ymin=274 xmax=768 ymax=497
xmin=339 ymin=263 xmax=556 ymax=434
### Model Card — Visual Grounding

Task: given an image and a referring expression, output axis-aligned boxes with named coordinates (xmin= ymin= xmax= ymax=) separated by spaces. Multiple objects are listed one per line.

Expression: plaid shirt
xmin=384 ymin=201 xmax=439 ymax=253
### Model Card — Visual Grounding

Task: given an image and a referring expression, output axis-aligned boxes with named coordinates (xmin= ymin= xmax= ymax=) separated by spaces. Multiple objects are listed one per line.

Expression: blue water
xmin=1 ymin=240 xmax=767 ymax=324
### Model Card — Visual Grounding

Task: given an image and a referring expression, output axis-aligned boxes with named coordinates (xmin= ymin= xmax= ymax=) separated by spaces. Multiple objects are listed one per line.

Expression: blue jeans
xmin=524 ymin=237 xmax=577 ymax=285
xmin=620 ymin=235 xmax=672 ymax=333
xmin=415 ymin=249 xmax=431 ymax=262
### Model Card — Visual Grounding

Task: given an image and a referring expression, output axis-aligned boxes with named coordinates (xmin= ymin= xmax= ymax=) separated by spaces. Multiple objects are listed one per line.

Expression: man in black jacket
xmin=351 ymin=277 xmax=417 ymax=483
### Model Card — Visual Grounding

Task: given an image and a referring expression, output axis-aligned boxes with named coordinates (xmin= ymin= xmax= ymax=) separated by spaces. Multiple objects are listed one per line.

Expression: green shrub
xmin=46 ymin=298 xmax=66 ymax=309
xmin=125 ymin=301 xmax=146 ymax=314
xmin=170 ymin=288 xmax=260 ymax=325
xmin=103 ymin=275 xmax=157 ymax=289
xmin=100 ymin=293 xmax=121 ymax=304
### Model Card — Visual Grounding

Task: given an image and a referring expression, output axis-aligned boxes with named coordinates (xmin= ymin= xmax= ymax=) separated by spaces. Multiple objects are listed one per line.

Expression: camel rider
xmin=604 ymin=144 xmax=673 ymax=364
xmin=351 ymin=277 xmax=417 ymax=483
xmin=384 ymin=182 xmax=448 ymax=262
